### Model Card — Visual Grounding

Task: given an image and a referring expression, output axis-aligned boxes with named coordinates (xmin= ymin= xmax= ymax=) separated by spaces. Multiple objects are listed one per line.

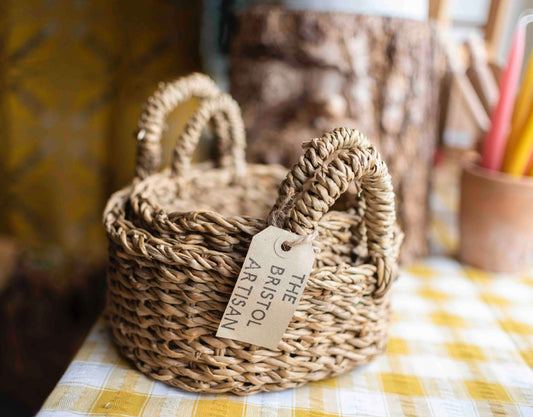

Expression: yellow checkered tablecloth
xmin=38 ymin=162 xmax=533 ymax=417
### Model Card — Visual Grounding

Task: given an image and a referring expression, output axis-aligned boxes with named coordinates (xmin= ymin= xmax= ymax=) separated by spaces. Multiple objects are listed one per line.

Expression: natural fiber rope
xmin=171 ymin=93 xmax=246 ymax=181
xmin=104 ymin=73 xmax=402 ymax=395
xmin=268 ymin=128 xmax=398 ymax=296
xmin=136 ymin=73 xmax=232 ymax=179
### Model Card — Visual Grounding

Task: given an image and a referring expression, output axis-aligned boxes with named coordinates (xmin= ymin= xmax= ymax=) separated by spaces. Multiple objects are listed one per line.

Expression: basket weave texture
xmin=104 ymin=73 xmax=402 ymax=395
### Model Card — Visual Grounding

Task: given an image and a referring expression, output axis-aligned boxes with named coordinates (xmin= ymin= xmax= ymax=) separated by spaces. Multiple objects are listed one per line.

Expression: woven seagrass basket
xmin=104 ymin=73 xmax=402 ymax=395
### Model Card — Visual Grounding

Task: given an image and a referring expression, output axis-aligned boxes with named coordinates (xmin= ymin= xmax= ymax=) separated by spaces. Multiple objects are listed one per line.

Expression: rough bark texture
xmin=230 ymin=6 xmax=445 ymax=262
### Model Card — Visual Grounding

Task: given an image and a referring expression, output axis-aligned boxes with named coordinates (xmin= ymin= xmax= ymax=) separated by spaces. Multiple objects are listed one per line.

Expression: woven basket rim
xmin=105 ymin=169 xmax=368 ymax=238
xmin=129 ymin=162 xmax=287 ymax=223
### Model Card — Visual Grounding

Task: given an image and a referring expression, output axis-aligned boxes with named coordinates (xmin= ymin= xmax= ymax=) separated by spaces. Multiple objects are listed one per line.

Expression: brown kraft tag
xmin=216 ymin=226 xmax=315 ymax=349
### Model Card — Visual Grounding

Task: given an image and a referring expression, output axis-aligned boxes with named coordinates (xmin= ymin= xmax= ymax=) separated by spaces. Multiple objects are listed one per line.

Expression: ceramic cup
xmin=459 ymin=162 xmax=533 ymax=273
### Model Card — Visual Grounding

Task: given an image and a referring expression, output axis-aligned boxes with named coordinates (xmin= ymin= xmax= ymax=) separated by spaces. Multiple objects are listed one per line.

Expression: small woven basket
xmin=104 ymin=73 xmax=402 ymax=395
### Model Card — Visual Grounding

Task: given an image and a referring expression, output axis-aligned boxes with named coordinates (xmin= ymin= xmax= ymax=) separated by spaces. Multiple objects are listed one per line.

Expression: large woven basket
xmin=104 ymin=73 xmax=402 ymax=395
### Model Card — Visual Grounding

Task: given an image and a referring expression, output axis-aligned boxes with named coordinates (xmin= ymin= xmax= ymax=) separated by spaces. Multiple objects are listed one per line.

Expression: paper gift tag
xmin=216 ymin=226 xmax=315 ymax=349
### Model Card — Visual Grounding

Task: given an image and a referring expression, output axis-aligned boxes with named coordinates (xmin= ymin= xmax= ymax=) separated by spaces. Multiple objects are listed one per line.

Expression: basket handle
xmin=171 ymin=93 xmax=246 ymax=179
xmin=267 ymin=127 xmax=398 ymax=297
xmin=136 ymin=73 xmax=234 ymax=179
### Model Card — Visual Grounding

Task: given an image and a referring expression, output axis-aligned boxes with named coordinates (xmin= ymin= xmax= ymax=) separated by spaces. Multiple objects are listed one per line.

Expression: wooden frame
xmin=429 ymin=0 xmax=509 ymax=60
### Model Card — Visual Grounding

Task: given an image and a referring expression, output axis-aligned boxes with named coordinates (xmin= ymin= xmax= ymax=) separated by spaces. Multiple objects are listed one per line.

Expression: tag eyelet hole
xmin=281 ymin=241 xmax=291 ymax=252
xmin=273 ymin=236 xmax=292 ymax=259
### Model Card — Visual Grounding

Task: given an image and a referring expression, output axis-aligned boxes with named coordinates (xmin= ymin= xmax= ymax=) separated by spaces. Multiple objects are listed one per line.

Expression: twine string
xmin=282 ymin=228 xmax=319 ymax=251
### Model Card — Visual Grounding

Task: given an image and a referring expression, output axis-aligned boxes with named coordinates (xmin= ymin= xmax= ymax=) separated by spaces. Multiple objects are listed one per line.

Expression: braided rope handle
xmin=268 ymin=127 xmax=398 ymax=297
xmin=136 ymin=73 xmax=237 ymax=179
xmin=172 ymin=93 xmax=246 ymax=179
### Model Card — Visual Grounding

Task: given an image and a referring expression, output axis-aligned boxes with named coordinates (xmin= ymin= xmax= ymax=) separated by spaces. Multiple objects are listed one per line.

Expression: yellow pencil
xmin=528 ymin=157 xmax=533 ymax=175
xmin=513 ymin=52 xmax=533 ymax=129
xmin=506 ymin=104 xmax=533 ymax=176
xmin=503 ymin=51 xmax=533 ymax=172
xmin=528 ymin=126 xmax=533 ymax=175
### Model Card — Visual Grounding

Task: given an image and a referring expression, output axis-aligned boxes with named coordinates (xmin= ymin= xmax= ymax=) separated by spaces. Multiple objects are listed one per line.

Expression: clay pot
xmin=459 ymin=162 xmax=533 ymax=273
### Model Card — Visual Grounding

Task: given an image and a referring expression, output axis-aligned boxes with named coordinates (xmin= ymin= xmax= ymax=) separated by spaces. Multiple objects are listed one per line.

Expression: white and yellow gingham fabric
xmin=38 ymin=162 xmax=533 ymax=416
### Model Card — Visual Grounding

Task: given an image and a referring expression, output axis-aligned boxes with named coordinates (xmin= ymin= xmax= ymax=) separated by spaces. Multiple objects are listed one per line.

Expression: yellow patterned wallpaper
xmin=0 ymin=0 xmax=201 ymax=277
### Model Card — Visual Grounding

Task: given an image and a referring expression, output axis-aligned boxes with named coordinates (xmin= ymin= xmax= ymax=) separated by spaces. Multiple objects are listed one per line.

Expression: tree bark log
xmin=230 ymin=6 xmax=445 ymax=262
